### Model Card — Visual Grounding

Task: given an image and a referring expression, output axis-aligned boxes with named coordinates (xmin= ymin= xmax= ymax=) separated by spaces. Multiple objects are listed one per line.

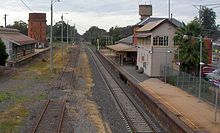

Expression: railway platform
xmin=100 ymin=49 xmax=220 ymax=133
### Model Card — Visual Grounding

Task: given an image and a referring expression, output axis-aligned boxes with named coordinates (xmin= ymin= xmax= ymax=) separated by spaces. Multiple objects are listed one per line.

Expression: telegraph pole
xmin=73 ymin=24 xmax=75 ymax=44
xmin=50 ymin=0 xmax=53 ymax=71
xmin=67 ymin=20 xmax=69 ymax=45
xmin=50 ymin=0 xmax=60 ymax=71
xmin=3 ymin=14 xmax=7 ymax=28
xmin=61 ymin=14 xmax=64 ymax=62
xmin=168 ymin=0 xmax=171 ymax=19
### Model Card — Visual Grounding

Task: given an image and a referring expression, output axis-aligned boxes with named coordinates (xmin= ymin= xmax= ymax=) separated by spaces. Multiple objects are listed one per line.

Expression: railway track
xmin=32 ymin=98 xmax=66 ymax=133
xmin=32 ymin=46 xmax=80 ymax=133
xmin=88 ymin=47 xmax=164 ymax=133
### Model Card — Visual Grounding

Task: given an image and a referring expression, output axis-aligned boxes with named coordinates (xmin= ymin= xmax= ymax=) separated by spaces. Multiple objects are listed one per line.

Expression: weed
xmin=34 ymin=93 xmax=48 ymax=100
xmin=0 ymin=104 xmax=29 ymax=132
xmin=0 ymin=92 xmax=12 ymax=103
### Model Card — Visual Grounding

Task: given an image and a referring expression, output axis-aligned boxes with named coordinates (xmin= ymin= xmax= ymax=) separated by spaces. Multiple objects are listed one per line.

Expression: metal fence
xmin=161 ymin=65 xmax=220 ymax=107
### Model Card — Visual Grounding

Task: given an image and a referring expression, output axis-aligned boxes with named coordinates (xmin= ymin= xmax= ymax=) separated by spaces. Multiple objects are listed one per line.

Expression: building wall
xmin=133 ymin=26 xmax=141 ymax=46
xmin=137 ymin=22 xmax=177 ymax=77
xmin=13 ymin=44 xmax=35 ymax=60
xmin=2 ymin=39 xmax=35 ymax=62
xmin=137 ymin=47 xmax=152 ymax=75
xmin=28 ymin=13 xmax=47 ymax=45
xmin=151 ymin=22 xmax=177 ymax=77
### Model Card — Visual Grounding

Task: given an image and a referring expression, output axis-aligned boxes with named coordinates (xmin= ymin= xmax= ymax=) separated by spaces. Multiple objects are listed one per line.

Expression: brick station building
xmin=28 ymin=13 xmax=47 ymax=48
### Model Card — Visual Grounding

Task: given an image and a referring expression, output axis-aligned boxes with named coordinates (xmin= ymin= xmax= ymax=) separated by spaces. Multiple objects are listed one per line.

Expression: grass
xmin=34 ymin=93 xmax=48 ymax=100
xmin=13 ymin=45 xmax=68 ymax=82
xmin=0 ymin=92 xmax=12 ymax=103
xmin=0 ymin=103 xmax=29 ymax=132
xmin=0 ymin=44 xmax=68 ymax=132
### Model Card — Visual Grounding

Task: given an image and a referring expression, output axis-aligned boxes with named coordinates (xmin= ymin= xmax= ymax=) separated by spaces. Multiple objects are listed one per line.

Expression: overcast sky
xmin=0 ymin=0 xmax=220 ymax=34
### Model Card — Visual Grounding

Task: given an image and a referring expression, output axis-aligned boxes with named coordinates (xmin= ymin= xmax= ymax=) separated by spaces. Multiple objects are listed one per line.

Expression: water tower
xmin=139 ymin=5 xmax=152 ymax=20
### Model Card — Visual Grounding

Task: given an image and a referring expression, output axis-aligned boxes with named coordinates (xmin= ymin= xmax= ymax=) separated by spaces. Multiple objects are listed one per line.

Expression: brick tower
xmin=28 ymin=13 xmax=47 ymax=48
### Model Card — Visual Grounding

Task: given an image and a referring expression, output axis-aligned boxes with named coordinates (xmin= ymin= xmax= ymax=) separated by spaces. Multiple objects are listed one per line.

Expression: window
xmin=153 ymin=36 xmax=169 ymax=46
xmin=153 ymin=36 xmax=159 ymax=45
xmin=159 ymin=37 xmax=163 ymax=46
xmin=164 ymin=36 xmax=168 ymax=46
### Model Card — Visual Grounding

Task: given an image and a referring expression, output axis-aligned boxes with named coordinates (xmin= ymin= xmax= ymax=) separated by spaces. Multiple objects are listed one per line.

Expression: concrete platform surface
xmin=139 ymin=78 xmax=220 ymax=133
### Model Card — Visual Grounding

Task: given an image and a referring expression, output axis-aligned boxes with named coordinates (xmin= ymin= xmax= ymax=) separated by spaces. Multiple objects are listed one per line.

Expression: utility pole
xmin=70 ymin=26 xmax=73 ymax=44
xmin=67 ymin=20 xmax=69 ymax=45
xmin=3 ymin=14 xmax=7 ymax=28
xmin=61 ymin=13 xmax=64 ymax=62
xmin=168 ymin=0 xmax=171 ymax=19
xmin=73 ymin=24 xmax=75 ymax=44
xmin=50 ymin=0 xmax=53 ymax=71
xmin=50 ymin=0 xmax=60 ymax=71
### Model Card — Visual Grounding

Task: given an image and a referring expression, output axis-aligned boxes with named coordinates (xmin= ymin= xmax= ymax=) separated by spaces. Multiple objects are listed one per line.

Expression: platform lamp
xmin=183 ymin=35 xmax=204 ymax=101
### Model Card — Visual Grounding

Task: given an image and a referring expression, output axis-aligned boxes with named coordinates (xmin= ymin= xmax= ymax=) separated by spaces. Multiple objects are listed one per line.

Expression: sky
xmin=0 ymin=0 xmax=220 ymax=34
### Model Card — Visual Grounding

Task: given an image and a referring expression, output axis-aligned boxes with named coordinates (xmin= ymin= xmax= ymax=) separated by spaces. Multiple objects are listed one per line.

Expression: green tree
xmin=200 ymin=7 xmax=218 ymax=40
xmin=109 ymin=26 xmax=132 ymax=44
xmin=174 ymin=20 xmax=208 ymax=74
xmin=0 ymin=38 xmax=8 ymax=66
xmin=7 ymin=20 xmax=28 ymax=35
xmin=83 ymin=26 xmax=107 ymax=45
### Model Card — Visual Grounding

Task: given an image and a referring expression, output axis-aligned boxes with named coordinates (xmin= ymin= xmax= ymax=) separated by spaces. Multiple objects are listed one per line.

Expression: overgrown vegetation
xmin=0 ymin=38 xmax=8 ymax=66
xmin=0 ymin=44 xmax=67 ymax=132
xmin=0 ymin=92 xmax=12 ymax=103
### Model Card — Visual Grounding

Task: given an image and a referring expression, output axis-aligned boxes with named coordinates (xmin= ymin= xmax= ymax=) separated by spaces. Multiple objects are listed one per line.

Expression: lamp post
xmin=183 ymin=35 xmax=204 ymax=101
xmin=50 ymin=0 xmax=60 ymax=71
xmin=198 ymin=36 xmax=203 ymax=101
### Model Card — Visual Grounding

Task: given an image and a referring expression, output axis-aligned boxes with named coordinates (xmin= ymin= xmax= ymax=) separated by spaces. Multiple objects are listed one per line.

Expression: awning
xmin=107 ymin=43 xmax=137 ymax=52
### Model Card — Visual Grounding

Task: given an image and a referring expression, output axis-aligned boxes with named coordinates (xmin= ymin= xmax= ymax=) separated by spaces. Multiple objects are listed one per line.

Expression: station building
xmin=0 ymin=28 xmax=36 ymax=66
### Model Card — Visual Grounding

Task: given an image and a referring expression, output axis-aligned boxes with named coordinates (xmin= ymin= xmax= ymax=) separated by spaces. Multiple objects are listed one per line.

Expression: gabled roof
xmin=134 ymin=17 xmax=183 ymax=28
xmin=0 ymin=28 xmax=36 ymax=45
xmin=137 ymin=19 xmax=178 ymax=32
xmin=118 ymin=35 xmax=133 ymax=45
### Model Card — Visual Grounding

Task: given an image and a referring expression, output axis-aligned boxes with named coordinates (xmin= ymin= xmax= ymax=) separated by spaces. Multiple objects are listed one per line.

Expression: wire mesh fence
xmin=161 ymin=65 xmax=220 ymax=107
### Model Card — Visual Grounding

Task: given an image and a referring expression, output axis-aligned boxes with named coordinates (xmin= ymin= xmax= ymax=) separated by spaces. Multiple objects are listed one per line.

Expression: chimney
xmin=139 ymin=5 xmax=152 ymax=20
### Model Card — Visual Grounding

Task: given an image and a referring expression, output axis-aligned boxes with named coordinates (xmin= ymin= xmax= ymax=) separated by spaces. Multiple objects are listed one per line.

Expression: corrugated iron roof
xmin=0 ymin=28 xmax=36 ymax=45
xmin=107 ymin=43 xmax=137 ymax=52
xmin=134 ymin=17 xmax=183 ymax=28
xmin=118 ymin=35 xmax=133 ymax=45
xmin=137 ymin=19 xmax=165 ymax=32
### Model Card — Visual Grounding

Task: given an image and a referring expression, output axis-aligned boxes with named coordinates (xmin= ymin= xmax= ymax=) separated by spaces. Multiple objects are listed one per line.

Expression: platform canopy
xmin=107 ymin=43 xmax=137 ymax=52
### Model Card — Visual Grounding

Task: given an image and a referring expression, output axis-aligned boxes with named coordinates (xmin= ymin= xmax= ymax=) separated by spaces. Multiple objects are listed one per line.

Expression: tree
xmin=46 ymin=21 xmax=81 ymax=43
xmin=109 ymin=26 xmax=132 ymax=44
xmin=7 ymin=20 xmax=28 ymax=35
xmin=200 ymin=7 xmax=218 ymax=40
xmin=83 ymin=26 xmax=107 ymax=45
xmin=174 ymin=20 xmax=208 ymax=74
xmin=0 ymin=38 xmax=8 ymax=66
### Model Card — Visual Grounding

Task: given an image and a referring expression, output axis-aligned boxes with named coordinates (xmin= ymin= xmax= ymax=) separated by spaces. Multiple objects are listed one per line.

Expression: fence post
xmin=215 ymin=86 xmax=219 ymax=122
